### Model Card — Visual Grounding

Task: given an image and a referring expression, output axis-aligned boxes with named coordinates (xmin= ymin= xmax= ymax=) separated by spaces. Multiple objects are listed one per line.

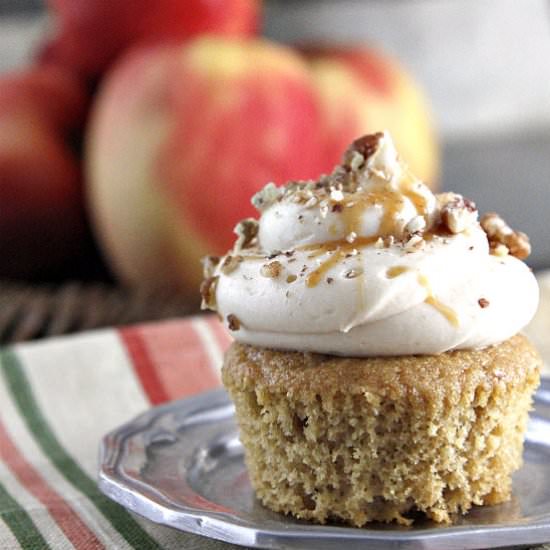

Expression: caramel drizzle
xmin=386 ymin=265 xmax=409 ymax=278
xmin=303 ymin=189 xmax=406 ymax=288
xmin=302 ymin=236 xmax=378 ymax=288
xmin=301 ymin=173 xmax=431 ymax=288
xmin=386 ymin=266 xmax=459 ymax=327
xmin=399 ymin=170 xmax=429 ymax=217
xmin=339 ymin=190 xmax=407 ymax=238
xmin=258 ymin=173 xmax=432 ymax=292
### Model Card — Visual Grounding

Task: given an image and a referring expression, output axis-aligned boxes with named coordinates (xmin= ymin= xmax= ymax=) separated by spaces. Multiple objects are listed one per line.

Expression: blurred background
xmin=0 ymin=0 xmax=549 ymax=340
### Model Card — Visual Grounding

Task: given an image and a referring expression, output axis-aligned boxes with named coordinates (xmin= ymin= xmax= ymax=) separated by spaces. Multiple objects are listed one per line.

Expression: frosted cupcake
xmin=202 ymin=132 xmax=541 ymax=525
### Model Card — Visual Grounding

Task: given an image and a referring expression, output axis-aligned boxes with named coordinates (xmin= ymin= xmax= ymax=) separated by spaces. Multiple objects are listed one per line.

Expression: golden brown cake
xmin=203 ymin=131 xmax=541 ymax=525
xmin=222 ymin=336 xmax=541 ymax=525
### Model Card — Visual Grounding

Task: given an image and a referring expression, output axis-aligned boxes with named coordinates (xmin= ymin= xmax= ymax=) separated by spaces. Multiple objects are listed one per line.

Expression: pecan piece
xmin=480 ymin=213 xmax=531 ymax=259
xmin=201 ymin=255 xmax=220 ymax=278
xmin=343 ymin=132 xmax=384 ymax=169
xmin=260 ymin=261 xmax=282 ymax=278
xmin=220 ymin=255 xmax=243 ymax=275
xmin=439 ymin=194 xmax=478 ymax=234
xmin=200 ymin=276 xmax=219 ymax=311
xmin=227 ymin=314 xmax=241 ymax=331
xmin=234 ymin=218 xmax=259 ymax=250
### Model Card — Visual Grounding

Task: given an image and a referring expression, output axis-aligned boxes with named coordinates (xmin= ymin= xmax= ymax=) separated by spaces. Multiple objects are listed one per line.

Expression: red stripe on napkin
xmin=0 ymin=420 xmax=104 ymax=549
xmin=120 ymin=318 xmax=222 ymax=404
xmin=119 ymin=328 xmax=169 ymax=405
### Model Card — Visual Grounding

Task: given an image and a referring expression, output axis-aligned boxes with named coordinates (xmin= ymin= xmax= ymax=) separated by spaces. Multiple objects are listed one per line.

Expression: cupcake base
xmin=222 ymin=335 xmax=541 ymax=525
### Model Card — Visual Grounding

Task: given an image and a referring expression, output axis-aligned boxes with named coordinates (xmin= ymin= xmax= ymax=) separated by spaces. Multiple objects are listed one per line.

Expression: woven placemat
xmin=0 ymin=279 xmax=196 ymax=344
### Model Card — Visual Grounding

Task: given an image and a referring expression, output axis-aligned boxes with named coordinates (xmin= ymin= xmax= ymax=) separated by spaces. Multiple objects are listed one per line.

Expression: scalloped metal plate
xmin=99 ymin=379 xmax=550 ymax=549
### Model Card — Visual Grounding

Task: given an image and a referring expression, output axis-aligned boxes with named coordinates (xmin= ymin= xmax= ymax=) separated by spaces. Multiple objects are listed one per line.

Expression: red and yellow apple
xmin=87 ymin=36 xmax=439 ymax=298
xmin=39 ymin=0 xmax=260 ymax=82
xmin=87 ymin=37 xmax=325 ymax=295
xmin=0 ymin=66 xmax=88 ymax=278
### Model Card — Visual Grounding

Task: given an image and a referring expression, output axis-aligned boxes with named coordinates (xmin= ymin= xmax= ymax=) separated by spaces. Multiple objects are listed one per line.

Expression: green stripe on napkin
xmin=0 ymin=348 xmax=162 ymax=550
xmin=0 ymin=480 xmax=49 ymax=550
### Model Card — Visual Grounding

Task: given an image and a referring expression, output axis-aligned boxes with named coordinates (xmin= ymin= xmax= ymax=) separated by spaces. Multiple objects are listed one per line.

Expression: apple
xmin=86 ymin=37 xmax=325 ymax=296
xmin=39 ymin=0 xmax=261 ymax=82
xmin=0 ymin=66 xmax=88 ymax=278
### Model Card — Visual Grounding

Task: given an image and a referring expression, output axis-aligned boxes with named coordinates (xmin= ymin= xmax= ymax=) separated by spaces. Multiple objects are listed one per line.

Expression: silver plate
xmin=99 ymin=380 xmax=550 ymax=550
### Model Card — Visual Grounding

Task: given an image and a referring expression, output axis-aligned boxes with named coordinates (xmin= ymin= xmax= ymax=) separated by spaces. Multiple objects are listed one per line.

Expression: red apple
xmin=0 ymin=66 xmax=88 ymax=278
xmin=39 ymin=0 xmax=261 ymax=82
xmin=86 ymin=37 xmax=325 ymax=296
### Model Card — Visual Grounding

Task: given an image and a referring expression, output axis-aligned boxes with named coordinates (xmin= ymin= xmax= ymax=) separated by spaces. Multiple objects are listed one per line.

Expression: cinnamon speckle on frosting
xmin=478 ymin=298 xmax=490 ymax=309
xmin=343 ymin=268 xmax=363 ymax=279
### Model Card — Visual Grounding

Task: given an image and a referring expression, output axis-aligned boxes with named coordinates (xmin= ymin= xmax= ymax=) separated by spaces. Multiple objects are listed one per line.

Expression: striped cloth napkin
xmin=0 ymin=315 xmax=239 ymax=550
xmin=0 ymin=312 xmax=548 ymax=550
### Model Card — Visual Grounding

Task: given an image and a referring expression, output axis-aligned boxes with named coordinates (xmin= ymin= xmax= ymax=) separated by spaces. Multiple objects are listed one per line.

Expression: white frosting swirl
xmin=209 ymin=132 xmax=539 ymax=356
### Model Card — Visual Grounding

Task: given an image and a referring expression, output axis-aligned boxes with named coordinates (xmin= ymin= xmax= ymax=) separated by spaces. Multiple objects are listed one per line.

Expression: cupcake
xmin=201 ymin=132 xmax=541 ymax=525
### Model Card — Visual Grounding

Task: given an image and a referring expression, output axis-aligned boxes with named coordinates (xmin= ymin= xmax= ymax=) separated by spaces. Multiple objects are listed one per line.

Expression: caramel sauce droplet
xmin=417 ymin=274 xmax=459 ymax=327
xmin=386 ymin=265 xmax=410 ymax=278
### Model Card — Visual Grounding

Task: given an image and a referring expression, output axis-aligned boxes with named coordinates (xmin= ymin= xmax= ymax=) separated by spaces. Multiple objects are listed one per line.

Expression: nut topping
xmin=220 ymin=255 xmax=243 ymax=275
xmin=201 ymin=255 xmax=220 ymax=278
xmin=405 ymin=215 xmax=426 ymax=236
xmin=234 ymin=218 xmax=259 ymax=250
xmin=227 ymin=314 xmax=241 ymax=331
xmin=345 ymin=231 xmax=357 ymax=244
xmin=480 ymin=213 xmax=531 ymax=259
xmin=478 ymin=298 xmax=490 ymax=308
xmin=200 ymin=276 xmax=219 ymax=311
xmin=260 ymin=261 xmax=283 ymax=278
xmin=251 ymin=182 xmax=282 ymax=211
xmin=404 ymin=234 xmax=425 ymax=252
xmin=343 ymin=133 xmax=384 ymax=170
xmin=440 ymin=194 xmax=478 ymax=234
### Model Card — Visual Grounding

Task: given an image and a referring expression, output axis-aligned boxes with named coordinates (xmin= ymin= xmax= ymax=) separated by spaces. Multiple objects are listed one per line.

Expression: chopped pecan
xmin=251 ymin=182 xmax=282 ymax=211
xmin=404 ymin=234 xmax=425 ymax=252
xmin=200 ymin=276 xmax=219 ymax=311
xmin=234 ymin=218 xmax=259 ymax=250
xmin=201 ymin=255 xmax=219 ymax=278
xmin=220 ymin=255 xmax=243 ymax=275
xmin=227 ymin=314 xmax=241 ymax=331
xmin=480 ymin=213 xmax=531 ymax=259
xmin=439 ymin=194 xmax=478 ymax=234
xmin=405 ymin=215 xmax=426 ymax=236
xmin=260 ymin=261 xmax=282 ymax=278
xmin=343 ymin=133 xmax=384 ymax=170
